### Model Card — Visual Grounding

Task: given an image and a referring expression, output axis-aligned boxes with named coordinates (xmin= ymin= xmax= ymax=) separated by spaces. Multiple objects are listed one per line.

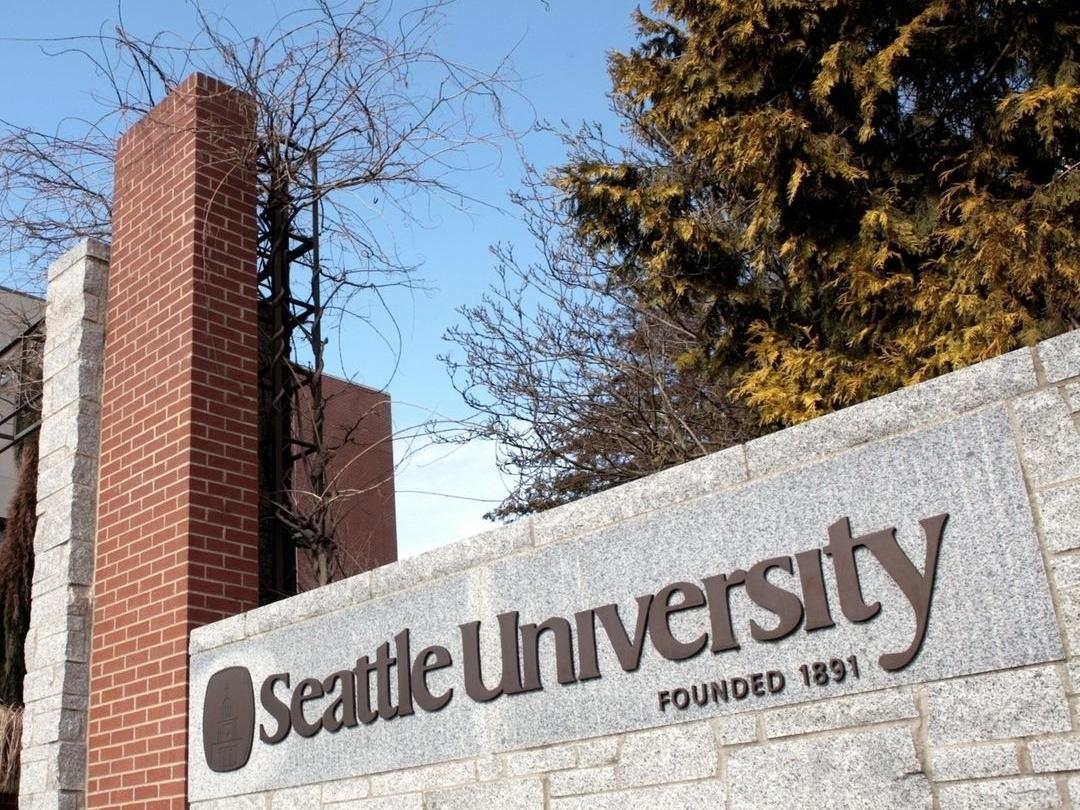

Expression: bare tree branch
xmin=0 ymin=0 xmax=519 ymax=591
xmin=438 ymin=143 xmax=759 ymax=520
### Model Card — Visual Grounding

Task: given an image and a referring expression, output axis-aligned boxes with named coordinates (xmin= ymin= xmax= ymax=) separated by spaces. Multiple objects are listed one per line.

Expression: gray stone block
xmin=41 ymin=330 xmax=103 ymax=378
xmin=1060 ymin=590 xmax=1080 ymax=652
xmin=245 ymin=572 xmax=373 ymax=639
xmin=35 ymin=452 xmax=96 ymax=501
xmin=188 ymin=613 xmax=248 ymax=654
xmin=504 ymin=743 xmax=576 ymax=776
xmin=32 ymin=631 xmax=78 ymax=669
xmin=763 ymin=688 xmax=917 ymax=738
xmin=30 ymin=706 xmax=83 ymax=746
xmin=745 ymin=348 xmax=1037 ymax=477
xmin=576 ymin=737 xmax=619 ymax=766
xmin=27 ymin=587 xmax=86 ymax=630
xmin=633 ymin=445 xmax=748 ymax=507
xmin=46 ymin=239 xmax=110 ymax=283
xmin=321 ymin=776 xmax=370 ymax=803
xmin=18 ymin=728 xmax=50 ymax=761
xmin=549 ymin=765 xmax=617 ymax=796
xmin=475 ymin=754 xmax=501 ymax=782
xmin=21 ymin=670 xmax=64 ymax=707
xmin=1067 ymin=659 xmax=1080 ymax=694
xmin=931 ymin=742 xmax=1020 ymax=781
xmin=1051 ymin=555 xmax=1080 ymax=590
xmin=35 ymin=484 xmax=97 ymax=555
xmin=19 ymin=757 xmax=48 ymax=794
xmin=1039 ymin=330 xmax=1080 ymax=383
xmin=30 ymin=540 xmax=93 ymax=591
xmin=938 ymin=776 xmax=1060 ymax=810
xmin=424 ymin=778 xmax=544 ymax=810
xmin=372 ymin=521 xmax=531 ymax=598
xmin=1012 ymin=389 xmax=1080 ymax=488
xmin=49 ymin=708 xmax=83 ymax=747
xmin=37 ymin=400 xmax=99 ymax=460
xmin=617 ymin=722 xmax=716 ymax=788
xmin=728 ymin=727 xmax=930 ymax=810
xmin=1066 ymin=381 xmax=1080 ymax=412
xmin=710 ymin=713 xmax=757 ymax=746
xmin=42 ymin=283 xmax=99 ymax=336
xmin=1037 ymin=482 xmax=1080 ymax=553
xmin=64 ymin=662 xmax=88 ymax=698
xmin=17 ymin=791 xmax=84 ymax=810
xmin=550 ymin=781 xmax=725 ymax=810
xmin=533 ymin=446 xmax=746 ymax=547
xmin=190 ymin=797 xmax=267 ymax=810
xmin=531 ymin=490 xmax=629 ymax=548
xmin=925 ymin=666 xmax=1071 ymax=745
xmin=338 ymin=797 xmax=423 ymax=810
xmin=190 ymin=572 xmax=376 ymax=655
xmin=1029 ymin=735 xmax=1080 ymax=773
xmin=54 ymin=742 xmax=85 ymax=791
xmin=41 ymin=359 xmax=101 ymax=417
xmin=268 ymin=786 xmax=319 ymax=810
xmin=190 ymin=570 xmax=486 ymax=801
xmin=30 ymin=544 xmax=72 ymax=589
xmin=368 ymin=760 xmax=475 ymax=795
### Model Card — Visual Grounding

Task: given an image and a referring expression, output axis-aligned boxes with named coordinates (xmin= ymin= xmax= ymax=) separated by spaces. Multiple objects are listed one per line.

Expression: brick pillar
xmin=88 ymin=74 xmax=259 ymax=809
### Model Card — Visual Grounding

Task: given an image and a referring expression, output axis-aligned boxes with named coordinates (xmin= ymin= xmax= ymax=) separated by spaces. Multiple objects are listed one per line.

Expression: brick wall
xmin=88 ymin=74 xmax=259 ymax=809
xmin=295 ymin=376 xmax=397 ymax=591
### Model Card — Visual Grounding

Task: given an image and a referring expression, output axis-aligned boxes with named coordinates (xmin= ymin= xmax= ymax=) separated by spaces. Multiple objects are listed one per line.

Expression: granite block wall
xmin=19 ymin=239 xmax=108 ymax=810
xmin=187 ymin=329 xmax=1080 ymax=808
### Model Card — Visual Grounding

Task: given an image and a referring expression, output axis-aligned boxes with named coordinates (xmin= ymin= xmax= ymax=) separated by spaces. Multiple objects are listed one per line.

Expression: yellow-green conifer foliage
xmin=558 ymin=0 xmax=1080 ymax=426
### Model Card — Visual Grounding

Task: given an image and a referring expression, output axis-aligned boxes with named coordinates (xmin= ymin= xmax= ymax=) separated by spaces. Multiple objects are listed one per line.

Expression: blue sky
xmin=0 ymin=1 xmax=641 ymax=556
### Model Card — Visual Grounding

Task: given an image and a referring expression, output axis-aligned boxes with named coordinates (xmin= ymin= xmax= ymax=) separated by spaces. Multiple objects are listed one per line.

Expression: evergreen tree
xmin=559 ymin=0 xmax=1080 ymax=425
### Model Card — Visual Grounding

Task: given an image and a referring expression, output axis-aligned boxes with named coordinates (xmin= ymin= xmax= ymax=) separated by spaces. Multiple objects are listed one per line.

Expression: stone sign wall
xmin=188 ymin=329 xmax=1080 ymax=809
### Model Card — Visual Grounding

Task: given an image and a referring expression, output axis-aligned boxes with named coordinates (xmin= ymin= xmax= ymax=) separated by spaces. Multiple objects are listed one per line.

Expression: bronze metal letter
xmin=794 ymin=549 xmax=835 ymax=632
xmin=320 ymin=670 xmax=358 ymax=733
xmin=870 ymin=513 xmax=949 ymax=671
xmin=824 ymin=517 xmax=882 ymax=622
xmin=459 ymin=611 xmax=525 ymax=702
xmin=745 ymin=556 xmax=804 ymax=642
xmin=289 ymin=677 xmax=324 ymax=738
xmin=574 ymin=609 xmax=602 ymax=681
xmin=594 ymin=595 xmax=653 ymax=672
xmin=411 ymin=645 xmax=454 ymax=712
xmin=394 ymin=629 xmax=415 ymax=718
xmin=521 ymin=616 xmax=578 ymax=691
xmin=702 ymin=570 xmax=746 ymax=653
xmin=352 ymin=655 xmax=378 ymax=724
xmin=373 ymin=642 xmax=398 ymax=720
xmin=649 ymin=582 xmax=708 ymax=661
xmin=258 ymin=672 xmax=291 ymax=745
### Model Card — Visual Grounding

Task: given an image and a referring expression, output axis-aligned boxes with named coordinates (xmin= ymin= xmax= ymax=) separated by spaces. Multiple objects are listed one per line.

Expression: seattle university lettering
xmin=233 ymin=513 xmax=948 ymax=752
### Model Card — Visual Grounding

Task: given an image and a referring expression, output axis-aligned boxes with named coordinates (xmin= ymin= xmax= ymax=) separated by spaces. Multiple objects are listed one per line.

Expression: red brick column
xmin=88 ymin=74 xmax=259 ymax=809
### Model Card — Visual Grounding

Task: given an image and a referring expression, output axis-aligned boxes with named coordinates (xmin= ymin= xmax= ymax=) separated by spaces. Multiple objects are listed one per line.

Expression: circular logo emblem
xmin=202 ymin=666 xmax=256 ymax=773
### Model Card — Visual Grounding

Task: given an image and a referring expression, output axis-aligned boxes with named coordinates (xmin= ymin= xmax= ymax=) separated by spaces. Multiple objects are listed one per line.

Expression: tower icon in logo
xmin=203 ymin=666 xmax=256 ymax=773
